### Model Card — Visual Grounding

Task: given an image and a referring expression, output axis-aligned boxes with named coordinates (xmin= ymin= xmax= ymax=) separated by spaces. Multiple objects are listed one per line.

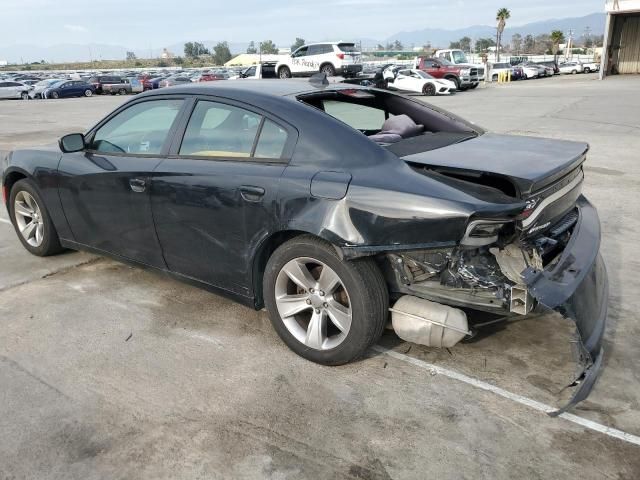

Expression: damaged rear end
xmin=383 ymin=135 xmax=607 ymax=414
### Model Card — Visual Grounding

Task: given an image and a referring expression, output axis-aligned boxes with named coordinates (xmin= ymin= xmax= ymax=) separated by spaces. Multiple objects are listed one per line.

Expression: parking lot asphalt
xmin=1 ymin=75 xmax=639 ymax=479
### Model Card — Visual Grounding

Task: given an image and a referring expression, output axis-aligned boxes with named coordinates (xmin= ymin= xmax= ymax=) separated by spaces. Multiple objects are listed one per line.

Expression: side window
xmin=179 ymin=101 xmax=261 ymax=158
xmin=254 ymin=120 xmax=288 ymax=159
xmin=91 ymin=99 xmax=183 ymax=155
xmin=323 ymin=100 xmax=386 ymax=131
xmin=293 ymin=47 xmax=308 ymax=58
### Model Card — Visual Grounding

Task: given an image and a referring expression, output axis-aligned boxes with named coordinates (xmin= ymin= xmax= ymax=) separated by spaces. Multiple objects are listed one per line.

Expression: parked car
xmin=581 ymin=61 xmax=600 ymax=73
xmin=234 ymin=62 xmax=278 ymax=80
xmin=45 ymin=80 xmax=95 ymax=99
xmin=487 ymin=62 xmax=513 ymax=82
xmin=88 ymin=75 xmax=123 ymax=94
xmin=415 ymin=57 xmax=480 ymax=90
xmin=537 ymin=60 xmax=560 ymax=74
xmin=158 ymin=76 xmax=192 ymax=88
xmin=384 ymin=68 xmax=456 ymax=95
xmin=198 ymin=73 xmax=228 ymax=82
xmin=519 ymin=63 xmax=542 ymax=79
xmin=276 ymin=42 xmax=362 ymax=78
xmin=559 ymin=62 xmax=584 ymax=74
xmin=149 ymin=76 xmax=169 ymax=89
xmin=31 ymin=79 xmax=65 ymax=98
xmin=0 ymin=81 xmax=33 ymax=100
xmin=1 ymin=80 xmax=608 ymax=414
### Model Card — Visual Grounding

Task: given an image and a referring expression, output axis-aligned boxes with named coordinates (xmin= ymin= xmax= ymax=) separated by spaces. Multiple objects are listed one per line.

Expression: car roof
xmin=137 ymin=79 xmax=365 ymax=102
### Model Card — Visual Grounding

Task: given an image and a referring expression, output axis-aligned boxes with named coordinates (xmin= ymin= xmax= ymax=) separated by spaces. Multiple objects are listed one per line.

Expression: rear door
xmin=58 ymin=97 xmax=187 ymax=267
xmin=150 ymin=97 xmax=296 ymax=297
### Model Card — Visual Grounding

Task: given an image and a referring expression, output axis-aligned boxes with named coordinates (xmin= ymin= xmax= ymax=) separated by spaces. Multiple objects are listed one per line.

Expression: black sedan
xmin=1 ymin=79 xmax=608 ymax=413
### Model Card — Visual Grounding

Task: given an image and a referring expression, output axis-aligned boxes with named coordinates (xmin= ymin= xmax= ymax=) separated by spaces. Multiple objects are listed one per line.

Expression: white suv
xmin=276 ymin=42 xmax=362 ymax=79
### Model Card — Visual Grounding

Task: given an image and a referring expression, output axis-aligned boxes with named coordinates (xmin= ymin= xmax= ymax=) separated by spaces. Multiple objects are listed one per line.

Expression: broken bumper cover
xmin=523 ymin=195 xmax=608 ymax=415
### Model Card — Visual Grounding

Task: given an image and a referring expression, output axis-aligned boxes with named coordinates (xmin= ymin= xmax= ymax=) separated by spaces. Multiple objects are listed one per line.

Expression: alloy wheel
xmin=13 ymin=191 xmax=44 ymax=247
xmin=275 ymin=257 xmax=352 ymax=350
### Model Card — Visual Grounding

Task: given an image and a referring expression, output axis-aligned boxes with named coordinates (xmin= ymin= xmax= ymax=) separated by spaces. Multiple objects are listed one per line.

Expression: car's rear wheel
xmin=584 ymin=68 xmax=591 ymax=73
xmin=50 ymin=91 xmax=59 ymax=99
xmin=20 ymin=92 xmax=29 ymax=100
xmin=9 ymin=179 xmax=63 ymax=257
xmin=320 ymin=63 xmax=336 ymax=77
xmin=84 ymin=89 xmax=93 ymax=97
xmin=118 ymin=88 xmax=127 ymax=95
xmin=278 ymin=66 xmax=292 ymax=79
xmin=572 ymin=70 xmax=577 ymax=75
xmin=264 ymin=235 xmax=388 ymax=365
xmin=422 ymin=83 xmax=436 ymax=96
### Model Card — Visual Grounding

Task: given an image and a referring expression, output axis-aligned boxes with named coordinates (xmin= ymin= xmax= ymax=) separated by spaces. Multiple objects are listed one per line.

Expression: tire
xmin=118 ymin=88 xmax=127 ymax=95
xmin=422 ymin=83 xmax=436 ymax=96
xmin=584 ymin=68 xmax=591 ymax=73
xmin=492 ymin=74 xmax=499 ymax=82
xmin=8 ymin=179 xmax=63 ymax=257
xmin=278 ymin=66 xmax=292 ymax=79
xmin=50 ymin=91 xmax=59 ymax=99
xmin=470 ymin=83 xmax=479 ymax=89
xmin=572 ymin=70 xmax=577 ymax=75
xmin=263 ymin=235 xmax=388 ymax=365
xmin=447 ymin=76 xmax=461 ymax=90
xmin=20 ymin=92 xmax=29 ymax=100
xmin=320 ymin=63 xmax=336 ymax=77
xmin=84 ymin=89 xmax=93 ymax=97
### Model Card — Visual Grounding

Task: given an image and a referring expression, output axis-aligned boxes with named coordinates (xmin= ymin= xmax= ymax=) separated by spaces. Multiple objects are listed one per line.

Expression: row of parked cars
xmin=0 ymin=67 xmax=245 ymax=100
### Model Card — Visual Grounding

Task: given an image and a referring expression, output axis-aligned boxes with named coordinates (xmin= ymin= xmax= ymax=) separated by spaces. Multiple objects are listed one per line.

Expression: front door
xmin=151 ymin=98 xmax=294 ymax=296
xmin=58 ymin=97 xmax=186 ymax=268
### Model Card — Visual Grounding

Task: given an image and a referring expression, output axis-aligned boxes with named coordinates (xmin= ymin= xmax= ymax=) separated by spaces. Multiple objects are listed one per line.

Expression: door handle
xmin=240 ymin=185 xmax=265 ymax=202
xmin=129 ymin=178 xmax=146 ymax=193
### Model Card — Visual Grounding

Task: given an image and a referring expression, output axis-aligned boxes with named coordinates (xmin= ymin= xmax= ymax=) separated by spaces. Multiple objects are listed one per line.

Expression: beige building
xmin=601 ymin=0 xmax=640 ymax=77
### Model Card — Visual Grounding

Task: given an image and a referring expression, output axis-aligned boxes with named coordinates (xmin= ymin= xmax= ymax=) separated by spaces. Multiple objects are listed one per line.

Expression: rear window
xmin=337 ymin=43 xmax=358 ymax=53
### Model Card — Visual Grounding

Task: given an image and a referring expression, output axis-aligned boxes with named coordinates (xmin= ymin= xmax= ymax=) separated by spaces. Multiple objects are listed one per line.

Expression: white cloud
xmin=64 ymin=24 xmax=88 ymax=33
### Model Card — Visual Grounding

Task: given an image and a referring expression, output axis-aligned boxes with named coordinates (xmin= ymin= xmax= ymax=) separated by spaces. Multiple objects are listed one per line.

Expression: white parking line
xmin=0 ymin=217 xmax=11 ymax=225
xmin=372 ymin=345 xmax=640 ymax=447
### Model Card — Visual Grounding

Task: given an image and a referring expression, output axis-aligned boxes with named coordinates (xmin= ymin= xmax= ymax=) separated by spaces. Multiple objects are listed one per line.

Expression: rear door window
xmin=254 ymin=119 xmax=288 ymax=159
xmin=179 ymin=101 xmax=262 ymax=158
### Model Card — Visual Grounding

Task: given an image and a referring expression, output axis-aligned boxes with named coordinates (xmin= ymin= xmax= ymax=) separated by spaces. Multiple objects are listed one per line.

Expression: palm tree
xmin=495 ymin=8 xmax=511 ymax=61
xmin=550 ymin=30 xmax=565 ymax=63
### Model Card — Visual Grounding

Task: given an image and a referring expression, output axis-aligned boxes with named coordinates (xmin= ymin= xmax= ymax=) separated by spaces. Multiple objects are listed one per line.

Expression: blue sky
xmin=5 ymin=0 xmax=604 ymax=47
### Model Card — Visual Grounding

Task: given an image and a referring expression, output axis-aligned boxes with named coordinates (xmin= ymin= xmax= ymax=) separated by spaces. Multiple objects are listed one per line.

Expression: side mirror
xmin=59 ymin=133 xmax=86 ymax=153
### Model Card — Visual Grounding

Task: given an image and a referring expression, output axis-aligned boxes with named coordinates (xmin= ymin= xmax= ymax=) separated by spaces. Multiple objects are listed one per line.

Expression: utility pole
xmin=566 ymin=29 xmax=574 ymax=61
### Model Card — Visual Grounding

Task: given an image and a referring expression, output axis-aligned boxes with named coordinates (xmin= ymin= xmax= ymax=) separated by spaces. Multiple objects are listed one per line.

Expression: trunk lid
xmin=400 ymin=133 xmax=588 ymax=196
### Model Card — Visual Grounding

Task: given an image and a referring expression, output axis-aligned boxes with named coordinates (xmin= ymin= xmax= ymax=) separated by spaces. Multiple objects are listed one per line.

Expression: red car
xmin=138 ymin=75 xmax=154 ymax=91
xmin=198 ymin=73 xmax=228 ymax=82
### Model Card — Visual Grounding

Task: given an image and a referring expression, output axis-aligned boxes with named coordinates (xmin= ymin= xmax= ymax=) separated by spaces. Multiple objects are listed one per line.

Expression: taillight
xmin=336 ymin=53 xmax=345 ymax=60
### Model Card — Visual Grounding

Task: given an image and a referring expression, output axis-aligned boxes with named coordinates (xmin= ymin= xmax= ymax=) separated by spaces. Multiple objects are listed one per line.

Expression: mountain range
xmin=0 ymin=13 xmax=606 ymax=63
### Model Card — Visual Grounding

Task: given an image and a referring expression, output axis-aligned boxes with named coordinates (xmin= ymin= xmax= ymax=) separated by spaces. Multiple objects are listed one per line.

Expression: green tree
xmin=550 ymin=30 xmax=565 ymax=61
xmin=291 ymin=37 xmax=305 ymax=52
xmin=475 ymin=37 xmax=496 ymax=53
xmin=523 ymin=34 xmax=535 ymax=52
xmin=246 ymin=41 xmax=257 ymax=54
xmin=449 ymin=40 xmax=462 ymax=49
xmin=174 ymin=56 xmax=184 ymax=65
xmin=126 ymin=51 xmax=136 ymax=61
xmin=393 ymin=39 xmax=403 ymax=50
xmin=495 ymin=7 xmax=511 ymax=61
xmin=376 ymin=44 xmax=385 ymax=51
xmin=459 ymin=36 xmax=472 ymax=52
xmin=511 ymin=33 xmax=522 ymax=55
xmin=213 ymin=41 xmax=232 ymax=65
xmin=260 ymin=40 xmax=279 ymax=54
xmin=184 ymin=41 xmax=209 ymax=58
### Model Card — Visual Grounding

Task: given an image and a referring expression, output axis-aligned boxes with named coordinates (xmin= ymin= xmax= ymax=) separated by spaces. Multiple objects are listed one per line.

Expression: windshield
xmin=414 ymin=70 xmax=434 ymax=79
xmin=451 ymin=51 xmax=468 ymax=64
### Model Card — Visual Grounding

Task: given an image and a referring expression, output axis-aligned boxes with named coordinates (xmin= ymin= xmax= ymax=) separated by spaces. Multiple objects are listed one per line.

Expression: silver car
xmin=0 ymin=81 xmax=32 ymax=100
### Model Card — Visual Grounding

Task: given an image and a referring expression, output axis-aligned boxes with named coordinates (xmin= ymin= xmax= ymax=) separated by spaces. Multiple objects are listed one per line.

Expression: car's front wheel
xmin=50 ymin=91 xmax=59 ymax=99
xmin=264 ymin=235 xmax=388 ymax=365
xmin=423 ymin=83 xmax=436 ymax=96
xmin=9 ymin=179 xmax=63 ymax=256
xmin=20 ymin=92 xmax=29 ymax=100
xmin=84 ymin=89 xmax=93 ymax=97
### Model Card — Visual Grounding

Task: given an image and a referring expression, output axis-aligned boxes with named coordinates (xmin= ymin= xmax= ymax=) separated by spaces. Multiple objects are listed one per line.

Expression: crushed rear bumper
xmin=523 ymin=195 xmax=608 ymax=415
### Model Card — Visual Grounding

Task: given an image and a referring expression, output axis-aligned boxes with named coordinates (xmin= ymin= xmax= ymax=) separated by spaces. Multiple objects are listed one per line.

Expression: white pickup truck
xmin=434 ymin=49 xmax=486 ymax=81
xmin=581 ymin=60 xmax=600 ymax=73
